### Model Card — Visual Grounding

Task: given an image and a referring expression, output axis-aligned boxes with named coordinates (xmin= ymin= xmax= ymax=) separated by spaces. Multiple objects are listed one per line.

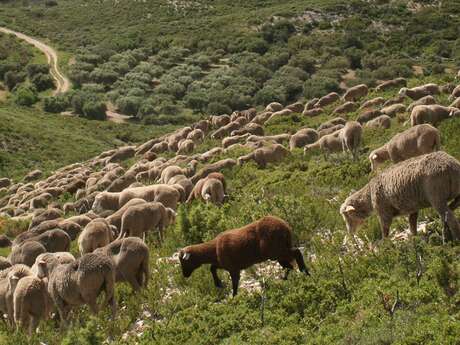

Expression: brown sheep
xmin=340 ymin=121 xmax=362 ymax=157
xmin=8 ymin=241 xmax=46 ymax=267
xmin=237 ymin=144 xmax=289 ymax=168
xmin=211 ymin=114 xmax=231 ymax=128
xmin=317 ymin=117 xmax=347 ymax=132
xmin=211 ymin=121 xmax=241 ymax=140
xmin=289 ymin=128 xmax=319 ymax=150
xmin=200 ymin=178 xmax=225 ymax=205
xmin=381 ymin=103 xmax=406 ymax=117
xmin=250 ymin=111 xmax=273 ymax=125
xmin=190 ymin=159 xmax=237 ymax=184
xmin=23 ymin=229 xmax=71 ymax=253
xmin=178 ymin=216 xmax=309 ymax=296
xmin=359 ymin=97 xmax=385 ymax=110
xmin=410 ymin=105 xmax=460 ymax=127
xmin=222 ymin=134 xmax=250 ymax=149
xmin=187 ymin=172 xmax=227 ymax=203
xmin=29 ymin=193 xmax=53 ymax=210
xmin=369 ymin=124 xmax=440 ymax=171
xmin=450 ymin=97 xmax=460 ymax=109
xmin=318 ymin=124 xmax=344 ymax=138
xmin=94 ymin=237 xmax=149 ymax=291
xmin=365 ymin=115 xmax=392 ymax=129
xmin=302 ymin=107 xmax=323 ymax=117
xmin=150 ymin=141 xmax=169 ymax=154
xmin=106 ymin=174 xmax=136 ymax=193
xmin=231 ymin=123 xmax=264 ymax=137
xmin=406 ymin=95 xmax=437 ymax=112
xmin=23 ymin=170 xmax=42 ymax=183
xmin=29 ymin=208 xmax=63 ymax=229
xmin=304 ymin=131 xmax=342 ymax=156
xmin=246 ymin=134 xmax=291 ymax=144
xmin=0 ymin=178 xmax=11 ymax=189
xmin=304 ymin=98 xmax=319 ymax=111
xmin=375 ymin=78 xmax=407 ymax=92
xmin=264 ymin=102 xmax=283 ymax=112
xmin=340 ymin=151 xmax=460 ymax=241
xmin=332 ymin=101 xmax=358 ymax=115
xmin=106 ymin=146 xmax=135 ymax=164
xmin=159 ymin=163 xmax=196 ymax=184
xmin=266 ymin=109 xmax=293 ymax=124
xmin=119 ymin=202 xmax=176 ymax=241
xmin=198 ymin=147 xmax=225 ymax=162
xmin=399 ymin=83 xmax=440 ymax=100
xmin=78 ymin=219 xmax=114 ymax=254
xmin=0 ymin=256 xmax=11 ymax=270
xmin=46 ymin=253 xmax=117 ymax=328
xmin=135 ymin=138 xmax=164 ymax=156
xmin=186 ymin=129 xmax=205 ymax=143
xmin=177 ymin=139 xmax=195 ymax=155
xmin=356 ymin=109 xmax=383 ymax=124
xmin=66 ymin=215 xmax=93 ymax=228
xmin=315 ymin=92 xmax=340 ymax=108
xmin=343 ymin=84 xmax=368 ymax=102
xmin=193 ymin=119 xmax=211 ymax=133
xmin=383 ymin=95 xmax=407 ymax=108
xmin=450 ymin=84 xmax=460 ymax=99
xmin=106 ymin=198 xmax=146 ymax=231
xmin=285 ymin=102 xmax=304 ymax=113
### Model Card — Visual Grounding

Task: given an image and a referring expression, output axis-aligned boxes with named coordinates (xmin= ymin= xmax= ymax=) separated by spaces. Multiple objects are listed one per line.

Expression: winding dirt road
xmin=0 ymin=27 xmax=70 ymax=95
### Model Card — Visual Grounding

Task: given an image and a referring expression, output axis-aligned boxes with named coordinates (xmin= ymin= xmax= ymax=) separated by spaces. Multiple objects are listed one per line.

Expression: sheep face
xmin=369 ymin=152 xmax=384 ymax=172
xmin=92 ymin=194 xmax=106 ymax=214
xmin=166 ymin=208 xmax=177 ymax=226
xmin=178 ymin=250 xmax=200 ymax=278
xmin=449 ymin=108 xmax=460 ymax=118
xmin=340 ymin=196 xmax=372 ymax=234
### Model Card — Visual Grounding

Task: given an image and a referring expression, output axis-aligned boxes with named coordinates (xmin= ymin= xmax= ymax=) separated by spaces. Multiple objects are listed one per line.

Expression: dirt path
xmin=0 ymin=27 xmax=70 ymax=95
xmin=106 ymin=103 xmax=133 ymax=123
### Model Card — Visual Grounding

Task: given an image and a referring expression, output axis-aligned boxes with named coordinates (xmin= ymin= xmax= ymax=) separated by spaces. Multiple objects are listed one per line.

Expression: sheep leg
xmin=127 ymin=275 xmax=141 ymax=292
xmin=378 ymin=214 xmax=393 ymax=239
xmin=278 ymin=260 xmax=294 ymax=280
xmin=408 ymin=212 xmax=418 ymax=236
xmin=439 ymin=207 xmax=459 ymax=241
xmin=229 ymin=271 xmax=240 ymax=297
xmin=210 ymin=265 xmax=223 ymax=288
xmin=29 ymin=316 xmax=38 ymax=337
xmin=292 ymin=248 xmax=310 ymax=276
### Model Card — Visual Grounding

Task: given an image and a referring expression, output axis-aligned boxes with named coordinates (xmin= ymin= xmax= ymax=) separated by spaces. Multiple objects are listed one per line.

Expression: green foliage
xmin=13 ymin=84 xmax=38 ymax=106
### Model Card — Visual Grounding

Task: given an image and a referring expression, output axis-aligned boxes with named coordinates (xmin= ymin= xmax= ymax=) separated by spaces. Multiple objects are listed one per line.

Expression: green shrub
xmin=43 ymin=95 xmax=69 ymax=113
xmin=31 ymin=73 xmax=54 ymax=91
xmin=82 ymin=101 xmax=107 ymax=120
xmin=207 ymin=102 xmax=232 ymax=116
xmin=303 ymin=76 xmax=340 ymax=99
xmin=13 ymin=84 xmax=38 ymax=106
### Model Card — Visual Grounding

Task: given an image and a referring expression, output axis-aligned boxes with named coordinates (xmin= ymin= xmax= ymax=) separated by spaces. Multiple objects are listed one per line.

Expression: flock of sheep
xmin=0 ymin=73 xmax=460 ymax=336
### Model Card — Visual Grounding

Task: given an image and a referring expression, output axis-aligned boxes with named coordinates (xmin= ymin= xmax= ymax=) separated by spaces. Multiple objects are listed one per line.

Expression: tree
xmin=83 ymin=101 xmax=107 ymax=120
xmin=14 ymin=85 xmax=38 ymax=106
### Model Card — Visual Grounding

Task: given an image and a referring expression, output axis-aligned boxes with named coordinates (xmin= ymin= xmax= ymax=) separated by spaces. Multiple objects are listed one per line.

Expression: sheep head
xmin=398 ymin=87 xmax=408 ymax=97
xmin=449 ymin=108 xmax=460 ymax=118
xmin=178 ymin=249 xmax=200 ymax=278
xmin=369 ymin=147 xmax=389 ymax=172
xmin=340 ymin=187 xmax=373 ymax=234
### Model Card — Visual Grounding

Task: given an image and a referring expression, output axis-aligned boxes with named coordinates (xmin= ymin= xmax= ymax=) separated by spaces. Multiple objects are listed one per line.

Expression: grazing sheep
xmin=211 ymin=122 xmax=242 ymax=140
xmin=250 ymin=111 xmax=273 ymax=125
xmin=410 ymin=105 xmax=460 ymax=127
xmin=194 ymin=119 xmax=211 ymax=133
xmin=31 ymin=252 xmax=75 ymax=277
xmin=406 ymin=95 xmax=437 ymax=112
xmin=237 ymin=144 xmax=289 ymax=168
xmin=187 ymin=173 xmax=227 ymax=203
xmin=23 ymin=229 xmax=71 ymax=253
xmin=0 ymin=235 xmax=11 ymax=248
xmin=231 ymin=123 xmax=264 ymax=137
xmin=150 ymin=141 xmax=169 ymax=154
xmin=340 ymin=121 xmax=362 ymax=157
xmin=265 ymin=102 xmax=283 ymax=112
xmin=399 ymin=83 xmax=440 ymax=100
xmin=285 ymin=102 xmax=304 ymax=113
xmin=246 ymin=134 xmax=291 ymax=144
xmin=47 ymin=253 xmax=117 ymax=328
xmin=333 ymin=101 xmax=358 ymax=115
xmin=369 ymin=124 xmax=440 ymax=171
xmin=317 ymin=117 xmax=347 ymax=132
xmin=106 ymin=174 xmax=136 ymax=193
xmin=29 ymin=208 xmax=63 ymax=229
xmin=179 ymin=216 xmax=309 ymax=296
xmin=302 ymin=107 xmax=323 ymax=117
xmin=304 ymin=98 xmax=319 ymax=111
xmin=343 ymin=84 xmax=368 ymax=102
xmin=365 ymin=115 xmax=392 ymax=129
xmin=450 ymin=97 xmax=460 ymax=108
xmin=186 ymin=129 xmax=205 ymax=143
xmin=23 ymin=170 xmax=42 ymax=183
xmin=451 ymin=85 xmax=460 ymax=99
xmin=78 ymin=219 xmax=114 ymax=254
xmin=118 ymin=185 xmax=181 ymax=210
xmin=0 ymin=178 xmax=11 ymax=189
xmin=177 ymin=139 xmax=195 ymax=155
xmin=375 ymin=78 xmax=407 ymax=92
xmin=0 ymin=257 xmax=11 ymax=270
xmin=135 ymin=138 xmax=164 ymax=156
xmin=94 ymin=237 xmax=149 ymax=291
xmin=304 ymin=131 xmax=342 ymax=156
xmin=66 ymin=215 xmax=92 ymax=228
xmin=211 ymin=114 xmax=231 ymax=128
xmin=381 ymin=103 xmax=406 ymax=117
xmin=119 ymin=202 xmax=176 ymax=241
xmin=289 ymin=128 xmax=319 ymax=150
xmin=383 ymin=95 xmax=406 ymax=108
xmin=8 ymin=241 xmax=46 ymax=267
xmin=315 ymin=92 xmax=340 ymax=108
xmin=359 ymin=97 xmax=385 ymax=110
xmin=340 ymin=151 xmax=460 ymax=240
xmin=198 ymin=147 xmax=224 ymax=162
xmin=105 ymin=198 xmax=146 ymax=231
xmin=318 ymin=124 xmax=344 ymax=138
xmin=356 ymin=109 xmax=382 ymax=124
xmin=190 ymin=159 xmax=237 ymax=184
xmin=222 ymin=134 xmax=250 ymax=149
xmin=266 ymin=109 xmax=293 ymax=124
xmin=10 ymin=273 xmax=50 ymax=336
xmin=200 ymin=178 xmax=225 ymax=205
xmin=0 ymin=265 xmax=32 ymax=325
xmin=159 ymin=163 xmax=196 ymax=184
xmin=106 ymin=146 xmax=135 ymax=163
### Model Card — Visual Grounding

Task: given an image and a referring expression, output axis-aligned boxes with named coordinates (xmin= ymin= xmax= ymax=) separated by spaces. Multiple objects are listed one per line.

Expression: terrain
xmin=0 ymin=1 xmax=459 ymax=345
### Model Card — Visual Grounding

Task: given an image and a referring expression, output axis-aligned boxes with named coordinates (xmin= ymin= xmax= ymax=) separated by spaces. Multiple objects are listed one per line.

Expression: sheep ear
xmin=372 ymin=154 xmax=378 ymax=160
xmin=344 ymin=205 xmax=355 ymax=213
xmin=182 ymin=252 xmax=191 ymax=260
xmin=38 ymin=259 xmax=47 ymax=265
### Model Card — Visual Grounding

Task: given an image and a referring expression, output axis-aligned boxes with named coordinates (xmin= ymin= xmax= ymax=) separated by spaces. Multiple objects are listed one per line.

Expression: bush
xmin=13 ymin=84 xmax=38 ymax=106
xmin=207 ymin=102 xmax=232 ymax=116
xmin=43 ymin=95 xmax=69 ymax=113
xmin=4 ymin=71 xmax=25 ymax=91
xmin=116 ymin=96 xmax=142 ymax=116
xmin=31 ymin=73 xmax=55 ymax=91
xmin=289 ymin=51 xmax=316 ymax=74
xmin=82 ymin=101 xmax=107 ymax=120
xmin=255 ymin=85 xmax=286 ymax=106
xmin=303 ymin=76 xmax=340 ymax=99
xmin=26 ymin=63 xmax=49 ymax=78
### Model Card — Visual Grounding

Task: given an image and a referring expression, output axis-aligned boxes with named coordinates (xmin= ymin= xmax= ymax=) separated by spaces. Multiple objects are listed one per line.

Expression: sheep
xmin=451 ymin=85 xmax=460 ymax=99
xmin=359 ymin=97 xmax=385 ymax=110
xmin=343 ymin=84 xmax=368 ymax=102
xmin=375 ymin=78 xmax=407 ymax=92
xmin=46 ymin=253 xmax=117 ymax=328
xmin=168 ymin=174 xmax=193 ymax=199
xmin=340 ymin=151 xmax=460 ymax=241
xmin=105 ymin=198 xmax=146 ymax=231
xmin=410 ymin=105 xmax=460 ymax=127
xmin=211 ymin=114 xmax=231 ymax=128
xmin=317 ymin=117 xmax=347 ymax=132
xmin=369 ymin=124 xmax=440 ymax=171
xmin=250 ymin=111 xmax=273 ymax=125
xmin=399 ymin=83 xmax=440 ymax=100
xmin=23 ymin=170 xmax=42 ymax=182
xmin=22 ymin=229 xmax=71 ymax=253
xmin=178 ymin=216 xmax=309 ymax=296
xmin=78 ymin=218 xmax=114 ymax=254
xmin=289 ymin=128 xmax=319 ymax=150
xmin=302 ymin=107 xmax=323 ymax=117
xmin=193 ymin=119 xmax=211 ymax=133
xmin=365 ymin=115 xmax=392 ymax=129
xmin=383 ymin=95 xmax=407 ymax=108
xmin=231 ymin=123 xmax=264 ymax=137
xmin=332 ymin=101 xmax=358 ymax=115
xmin=315 ymin=92 xmax=340 ymax=108
xmin=106 ymin=174 xmax=136 ymax=193
xmin=159 ymin=164 xmax=195 ymax=184
xmin=10 ymin=273 xmax=50 ymax=336
xmin=150 ymin=141 xmax=169 ymax=154
xmin=135 ymin=138 xmax=164 ymax=155
xmin=94 ymin=237 xmax=149 ymax=291
xmin=177 ymin=139 xmax=195 ymax=155
xmin=190 ymin=159 xmax=237 ymax=184
xmin=450 ymin=97 xmax=460 ymax=109
xmin=356 ymin=109 xmax=382 ymax=124
xmin=29 ymin=208 xmax=63 ymax=229
xmin=285 ymin=102 xmax=304 ymax=113
xmin=340 ymin=121 xmax=362 ymax=158
xmin=8 ymin=241 xmax=46 ymax=267
xmin=186 ymin=129 xmax=205 ymax=143
xmin=222 ymin=134 xmax=250 ymax=148
xmin=187 ymin=173 xmax=227 ymax=203
xmin=119 ymin=202 xmax=176 ymax=241
xmin=304 ymin=131 xmax=342 ymax=156
xmin=237 ymin=144 xmax=289 ymax=168
xmin=381 ymin=103 xmax=406 ymax=117
xmin=0 ymin=257 xmax=11 ymax=270
xmin=246 ymin=134 xmax=291 ymax=144
xmin=106 ymin=146 xmax=135 ymax=163
xmin=304 ymin=98 xmax=319 ymax=111
xmin=67 ymin=215 xmax=92 ymax=228
xmin=406 ymin=95 xmax=437 ymax=112
xmin=266 ymin=109 xmax=293 ymax=124
xmin=31 ymin=252 xmax=75 ymax=277
xmin=318 ymin=124 xmax=344 ymax=138
xmin=211 ymin=121 xmax=242 ymax=140
xmin=200 ymin=178 xmax=225 ymax=205
xmin=0 ymin=235 xmax=11 ymax=249
xmin=0 ymin=178 xmax=11 ymax=189
xmin=264 ymin=102 xmax=283 ymax=112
